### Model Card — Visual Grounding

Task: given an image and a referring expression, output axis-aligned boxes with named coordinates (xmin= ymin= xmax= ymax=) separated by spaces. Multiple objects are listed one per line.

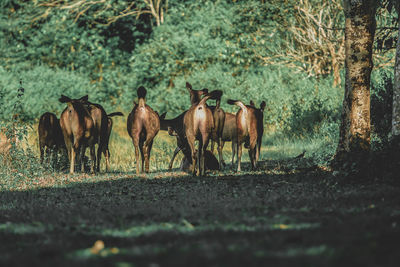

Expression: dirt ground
xmin=0 ymin=160 xmax=399 ymax=267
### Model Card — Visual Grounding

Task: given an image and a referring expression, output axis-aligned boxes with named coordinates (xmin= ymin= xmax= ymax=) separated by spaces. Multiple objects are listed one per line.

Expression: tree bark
xmin=335 ymin=0 xmax=377 ymax=163
xmin=392 ymin=6 xmax=400 ymax=138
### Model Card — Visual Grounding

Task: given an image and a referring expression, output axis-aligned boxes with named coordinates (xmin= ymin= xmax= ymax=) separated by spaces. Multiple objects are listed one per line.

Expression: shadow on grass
xmin=1 ymin=165 xmax=400 ymax=266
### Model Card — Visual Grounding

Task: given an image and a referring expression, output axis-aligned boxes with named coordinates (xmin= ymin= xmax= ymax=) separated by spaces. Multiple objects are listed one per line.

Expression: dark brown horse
xmin=127 ymin=87 xmax=160 ymax=174
xmin=38 ymin=112 xmax=66 ymax=166
xmin=59 ymin=95 xmax=97 ymax=174
xmin=79 ymin=98 xmax=109 ymax=172
xmin=179 ymin=149 xmax=219 ymax=172
xmin=159 ymin=111 xmax=191 ymax=170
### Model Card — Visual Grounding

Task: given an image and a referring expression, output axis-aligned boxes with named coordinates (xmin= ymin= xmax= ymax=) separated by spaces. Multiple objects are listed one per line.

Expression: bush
xmin=120 ymin=0 xmax=344 ymax=137
xmin=124 ymin=63 xmax=343 ymax=136
xmin=1 ymin=0 xmax=390 ymax=143
xmin=0 ymin=65 xmax=128 ymax=121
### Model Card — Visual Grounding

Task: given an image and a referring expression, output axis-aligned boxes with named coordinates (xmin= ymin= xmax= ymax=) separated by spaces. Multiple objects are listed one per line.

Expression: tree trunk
xmin=392 ymin=7 xmax=400 ymax=138
xmin=334 ymin=0 xmax=377 ymax=163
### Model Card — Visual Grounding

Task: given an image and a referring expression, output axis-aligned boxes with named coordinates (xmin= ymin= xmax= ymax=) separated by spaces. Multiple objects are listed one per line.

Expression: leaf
xmin=90 ymin=240 xmax=105 ymax=255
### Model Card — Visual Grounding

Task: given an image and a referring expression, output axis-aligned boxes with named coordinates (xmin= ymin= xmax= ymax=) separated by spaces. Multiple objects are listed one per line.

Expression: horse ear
xmin=79 ymin=95 xmax=89 ymax=102
xmin=250 ymin=100 xmax=255 ymax=106
xmin=137 ymin=86 xmax=147 ymax=99
xmin=208 ymin=90 xmax=223 ymax=100
xmin=160 ymin=112 xmax=167 ymax=120
xmin=260 ymin=101 xmax=266 ymax=111
xmin=186 ymin=82 xmax=193 ymax=92
xmin=59 ymin=95 xmax=71 ymax=103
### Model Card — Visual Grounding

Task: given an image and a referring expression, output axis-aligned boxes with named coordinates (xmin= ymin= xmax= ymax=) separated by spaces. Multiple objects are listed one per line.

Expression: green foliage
xmin=127 ymin=0 xmax=289 ymax=91
xmin=0 ymin=0 xmax=394 ymax=145
xmin=0 ymin=85 xmax=45 ymax=187
xmin=0 ymin=0 xmax=150 ymax=76
xmin=132 ymin=63 xmax=343 ymax=136
xmin=371 ymin=68 xmax=394 ymax=151
xmin=122 ymin=0 xmax=344 ymax=136
xmin=0 ymin=66 xmax=96 ymax=121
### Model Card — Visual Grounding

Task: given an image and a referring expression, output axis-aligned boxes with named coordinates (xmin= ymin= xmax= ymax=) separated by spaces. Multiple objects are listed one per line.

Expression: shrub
xmin=0 ymin=65 xmax=123 ymax=121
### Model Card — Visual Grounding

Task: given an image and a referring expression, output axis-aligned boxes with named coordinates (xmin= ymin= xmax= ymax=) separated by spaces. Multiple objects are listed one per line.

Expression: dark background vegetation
xmin=1 ymin=0 xmax=397 ymax=150
xmin=0 ymin=0 xmax=395 ymax=143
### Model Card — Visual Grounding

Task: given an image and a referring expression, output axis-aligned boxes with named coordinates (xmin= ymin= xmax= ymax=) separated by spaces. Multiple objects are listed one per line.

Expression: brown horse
xmin=219 ymin=112 xmax=238 ymax=168
xmin=38 ymin=112 xmax=66 ymax=166
xmin=185 ymin=82 xmax=208 ymax=105
xmin=186 ymin=82 xmax=225 ymax=169
xmin=79 ymin=98 xmax=109 ymax=172
xmin=184 ymin=90 xmax=222 ymax=176
xmin=227 ymin=99 xmax=266 ymax=171
xmin=59 ymin=95 xmax=97 ymax=174
xmin=159 ymin=83 xmax=211 ymax=171
xmin=208 ymin=94 xmax=225 ymax=169
xmin=127 ymin=87 xmax=160 ymax=174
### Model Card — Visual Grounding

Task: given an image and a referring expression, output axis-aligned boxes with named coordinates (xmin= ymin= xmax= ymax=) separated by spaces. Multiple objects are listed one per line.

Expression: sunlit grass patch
xmin=25 ymin=118 xmax=183 ymax=174
xmin=263 ymin=132 xmax=335 ymax=160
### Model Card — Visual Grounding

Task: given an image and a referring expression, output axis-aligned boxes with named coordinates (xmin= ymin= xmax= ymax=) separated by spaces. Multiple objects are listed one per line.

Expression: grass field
xmin=22 ymin=115 xmax=331 ymax=173
xmin=1 ymin=118 xmax=399 ymax=266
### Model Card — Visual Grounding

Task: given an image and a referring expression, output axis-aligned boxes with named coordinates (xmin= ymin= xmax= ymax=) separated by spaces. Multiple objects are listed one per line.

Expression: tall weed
xmin=0 ymin=82 xmax=45 ymax=190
